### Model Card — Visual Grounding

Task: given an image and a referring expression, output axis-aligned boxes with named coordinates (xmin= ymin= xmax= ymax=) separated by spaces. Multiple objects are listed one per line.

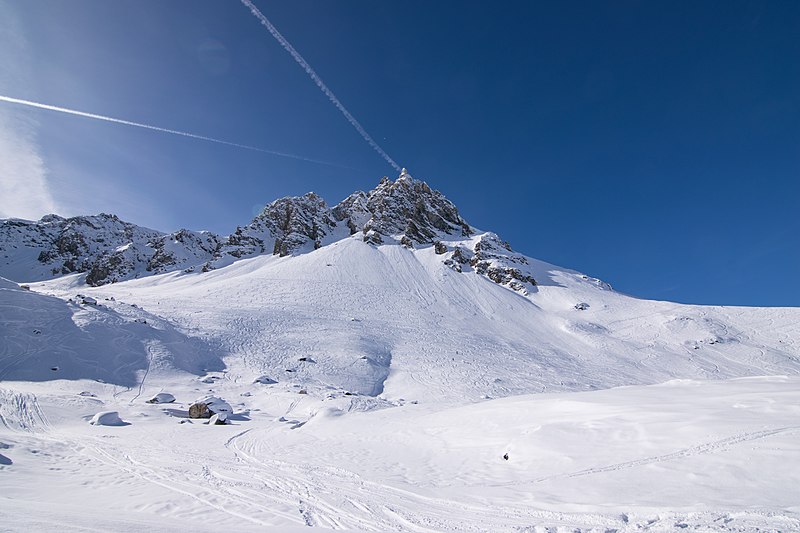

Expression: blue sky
xmin=0 ymin=1 xmax=798 ymax=306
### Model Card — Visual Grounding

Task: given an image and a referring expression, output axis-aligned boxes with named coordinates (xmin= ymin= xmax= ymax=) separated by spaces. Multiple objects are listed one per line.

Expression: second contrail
xmin=240 ymin=0 xmax=402 ymax=172
xmin=0 ymin=94 xmax=351 ymax=169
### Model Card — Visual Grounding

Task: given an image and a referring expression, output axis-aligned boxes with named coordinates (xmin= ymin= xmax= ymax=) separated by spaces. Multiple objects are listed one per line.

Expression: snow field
xmin=1 ymin=232 xmax=798 ymax=531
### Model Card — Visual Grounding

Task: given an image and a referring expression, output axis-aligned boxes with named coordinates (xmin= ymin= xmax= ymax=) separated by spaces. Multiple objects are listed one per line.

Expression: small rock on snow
xmin=146 ymin=392 xmax=176 ymax=404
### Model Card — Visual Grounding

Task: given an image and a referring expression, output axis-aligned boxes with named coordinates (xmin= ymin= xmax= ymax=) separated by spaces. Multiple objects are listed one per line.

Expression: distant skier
xmin=502 ymin=453 xmax=509 ymax=461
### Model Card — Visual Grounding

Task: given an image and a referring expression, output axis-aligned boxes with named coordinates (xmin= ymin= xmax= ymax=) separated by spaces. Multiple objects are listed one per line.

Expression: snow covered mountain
xmin=2 ymin=170 xmax=798 ymax=400
xmin=0 ymin=213 xmax=221 ymax=285
xmin=0 ymin=170 xmax=537 ymax=294
xmin=1 ymin=170 xmax=799 ymax=532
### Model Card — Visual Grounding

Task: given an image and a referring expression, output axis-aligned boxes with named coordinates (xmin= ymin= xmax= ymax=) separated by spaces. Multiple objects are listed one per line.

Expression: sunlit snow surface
xmin=1 ymin=238 xmax=799 ymax=531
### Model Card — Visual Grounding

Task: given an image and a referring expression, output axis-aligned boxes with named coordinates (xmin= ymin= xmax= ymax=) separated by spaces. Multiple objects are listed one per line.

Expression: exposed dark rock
xmin=333 ymin=170 xmax=472 ymax=245
xmin=444 ymin=247 xmax=471 ymax=272
xmin=86 ymin=254 xmax=124 ymax=286
xmin=469 ymin=234 xmax=536 ymax=292
xmin=1 ymin=214 xmax=221 ymax=286
xmin=363 ymin=230 xmax=383 ymax=245
xmin=252 ymin=192 xmax=336 ymax=257
xmin=434 ymin=241 xmax=448 ymax=255
xmin=451 ymin=247 xmax=470 ymax=264
xmin=188 ymin=402 xmax=211 ymax=419
xmin=188 ymin=396 xmax=231 ymax=419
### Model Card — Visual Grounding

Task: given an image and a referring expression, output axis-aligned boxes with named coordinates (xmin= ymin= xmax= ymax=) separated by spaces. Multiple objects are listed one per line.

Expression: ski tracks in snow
xmin=535 ymin=426 xmax=800 ymax=483
xmin=0 ymin=389 xmax=52 ymax=433
xmin=224 ymin=427 xmax=622 ymax=532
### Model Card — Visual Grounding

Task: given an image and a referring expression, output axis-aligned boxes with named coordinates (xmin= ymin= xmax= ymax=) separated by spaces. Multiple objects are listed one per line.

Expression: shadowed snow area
xmin=0 ymin=279 xmax=223 ymax=385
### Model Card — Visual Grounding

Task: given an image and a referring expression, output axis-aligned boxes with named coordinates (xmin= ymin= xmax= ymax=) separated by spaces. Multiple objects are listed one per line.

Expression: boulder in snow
xmin=81 ymin=296 xmax=97 ymax=305
xmin=146 ymin=392 xmax=176 ymax=404
xmin=89 ymin=411 xmax=128 ymax=426
xmin=574 ymin=302 xmax=590 ymax=311
xmin=253 ymin=375 xmax=277 ymax=385
xmin=188 ymin=396 xmax=232 ymax=419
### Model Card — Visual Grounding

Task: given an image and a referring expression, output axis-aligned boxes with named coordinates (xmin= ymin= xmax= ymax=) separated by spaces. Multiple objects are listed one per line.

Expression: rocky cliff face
xmin=0 ymin=171 xmax=539 ymax=293
xmin=248 ymin=192 xmax=337 ymax=257
xmin=1 ymin=214 xmax=154 ymax=282
xmin=0 ymin=214 xmax=222 ymax=286
xmin=85 ymin=228 xmax=222 ymax=285
xmin=334 ymin=169 xmax=472 ymax=246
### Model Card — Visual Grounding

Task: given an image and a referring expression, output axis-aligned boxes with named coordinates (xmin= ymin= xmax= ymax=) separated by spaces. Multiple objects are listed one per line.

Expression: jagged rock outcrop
xmin=213 ymin=192 xmax=338 ymax=261
xmin=332 ymin=191 xmax=371 ymax=236
xmin=333 ymin=169 xmax=472 ymax=245
xmin=468 ymin=234 xmax=537 ymax=293
xmin=443 ymin=246 xmax=471 ymax=272
xmin=0 ymin=214 xmax=222 ymax=286
xmin=1 ymin=214 xmax=155 ymax=280
xmin=256 ymin=193 xmax=336 ymax=256
xmin=86 ymin=229 xmax=222 ymax=286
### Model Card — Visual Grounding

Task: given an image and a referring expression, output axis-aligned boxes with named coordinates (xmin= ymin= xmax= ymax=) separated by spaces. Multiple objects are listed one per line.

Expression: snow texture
xmin=0 ymin=172 xmax=798 ymax=531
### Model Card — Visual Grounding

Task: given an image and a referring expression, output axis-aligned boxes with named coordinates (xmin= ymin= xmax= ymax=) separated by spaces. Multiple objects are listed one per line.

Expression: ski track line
xmin=0 ymin=389 xmax=52 ymax=434
xmin=225 ymin=446 xmax=390 ymax=530
xmin=227 ymin=428 xmax=436 ymax=530
xmin=129 ymin=343 xmax=155 ymax=404
xmin=79 ymin=440 xmax=289 ymax=528
xmin=226 ymin=428 xmax=622 ymax=532
xmin=536 ymin=426 xmax=800 ymax=483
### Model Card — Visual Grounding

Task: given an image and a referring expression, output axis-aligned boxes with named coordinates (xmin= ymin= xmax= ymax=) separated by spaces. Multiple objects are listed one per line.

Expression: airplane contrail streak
xmin=0 ymin=94 xmax=352 ymax=169
xmin=240 ymin=0 xmax=402 ymax=172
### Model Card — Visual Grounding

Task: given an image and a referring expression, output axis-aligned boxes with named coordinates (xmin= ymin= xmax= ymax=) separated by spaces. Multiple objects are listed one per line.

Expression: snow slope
xmin=30 ymin=233 xmax=800 ymax=405
xmin=1 ymin=172 xmax=799 ymax=531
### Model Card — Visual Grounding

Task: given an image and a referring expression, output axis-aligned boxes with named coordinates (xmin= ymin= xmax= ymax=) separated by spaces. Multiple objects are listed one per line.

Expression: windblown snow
xmin=1 ymin=172 xmax=798 ymax=532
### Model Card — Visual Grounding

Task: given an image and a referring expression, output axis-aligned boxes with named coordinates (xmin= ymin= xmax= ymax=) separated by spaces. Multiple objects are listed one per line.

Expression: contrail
xmin=240 ymin=0 xmax=402 ymax=172
xmin=0 ymin=94 xmax=352 ymax=169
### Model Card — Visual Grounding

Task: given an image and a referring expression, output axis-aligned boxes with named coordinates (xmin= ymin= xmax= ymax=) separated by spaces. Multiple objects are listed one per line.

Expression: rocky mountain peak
xmin=334 ymin=171 xmax=472 ymax=246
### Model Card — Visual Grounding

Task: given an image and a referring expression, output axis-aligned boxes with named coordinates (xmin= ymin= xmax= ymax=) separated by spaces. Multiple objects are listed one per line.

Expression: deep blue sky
xmin=1 ymin=1 xmax=798 ymax=306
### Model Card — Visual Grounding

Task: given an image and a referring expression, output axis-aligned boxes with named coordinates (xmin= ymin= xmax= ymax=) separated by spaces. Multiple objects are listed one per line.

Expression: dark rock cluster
xmin=335 ymin=170 xmax=472 ymax=246
xmin=468 ymin=234 xmax=537 ymax=293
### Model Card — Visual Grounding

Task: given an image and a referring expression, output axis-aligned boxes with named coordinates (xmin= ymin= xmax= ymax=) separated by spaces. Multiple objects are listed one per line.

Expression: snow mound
xmin=88 ymin=411 xmax=128 ymax=426
xmin=208 ymin=412 xmax=227 ymax=425
xmin=146 ymin=393 xmax=176 ymax=404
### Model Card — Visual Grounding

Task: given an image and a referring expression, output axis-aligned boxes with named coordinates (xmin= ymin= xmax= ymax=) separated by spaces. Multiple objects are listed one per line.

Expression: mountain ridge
xmin=0 ymin=170 xmax=539 ymax=295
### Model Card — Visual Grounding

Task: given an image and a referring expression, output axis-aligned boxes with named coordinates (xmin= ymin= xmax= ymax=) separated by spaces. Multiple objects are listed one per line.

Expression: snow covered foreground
xmin=0 ymin=376 xmax=798 ymax=532
xmin=1 ymin=174 xmax=800 ymax=531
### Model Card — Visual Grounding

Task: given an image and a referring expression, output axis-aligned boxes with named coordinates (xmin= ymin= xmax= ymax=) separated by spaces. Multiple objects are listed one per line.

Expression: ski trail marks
xmin=537 ymin=426 xmax=800 ymax=483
